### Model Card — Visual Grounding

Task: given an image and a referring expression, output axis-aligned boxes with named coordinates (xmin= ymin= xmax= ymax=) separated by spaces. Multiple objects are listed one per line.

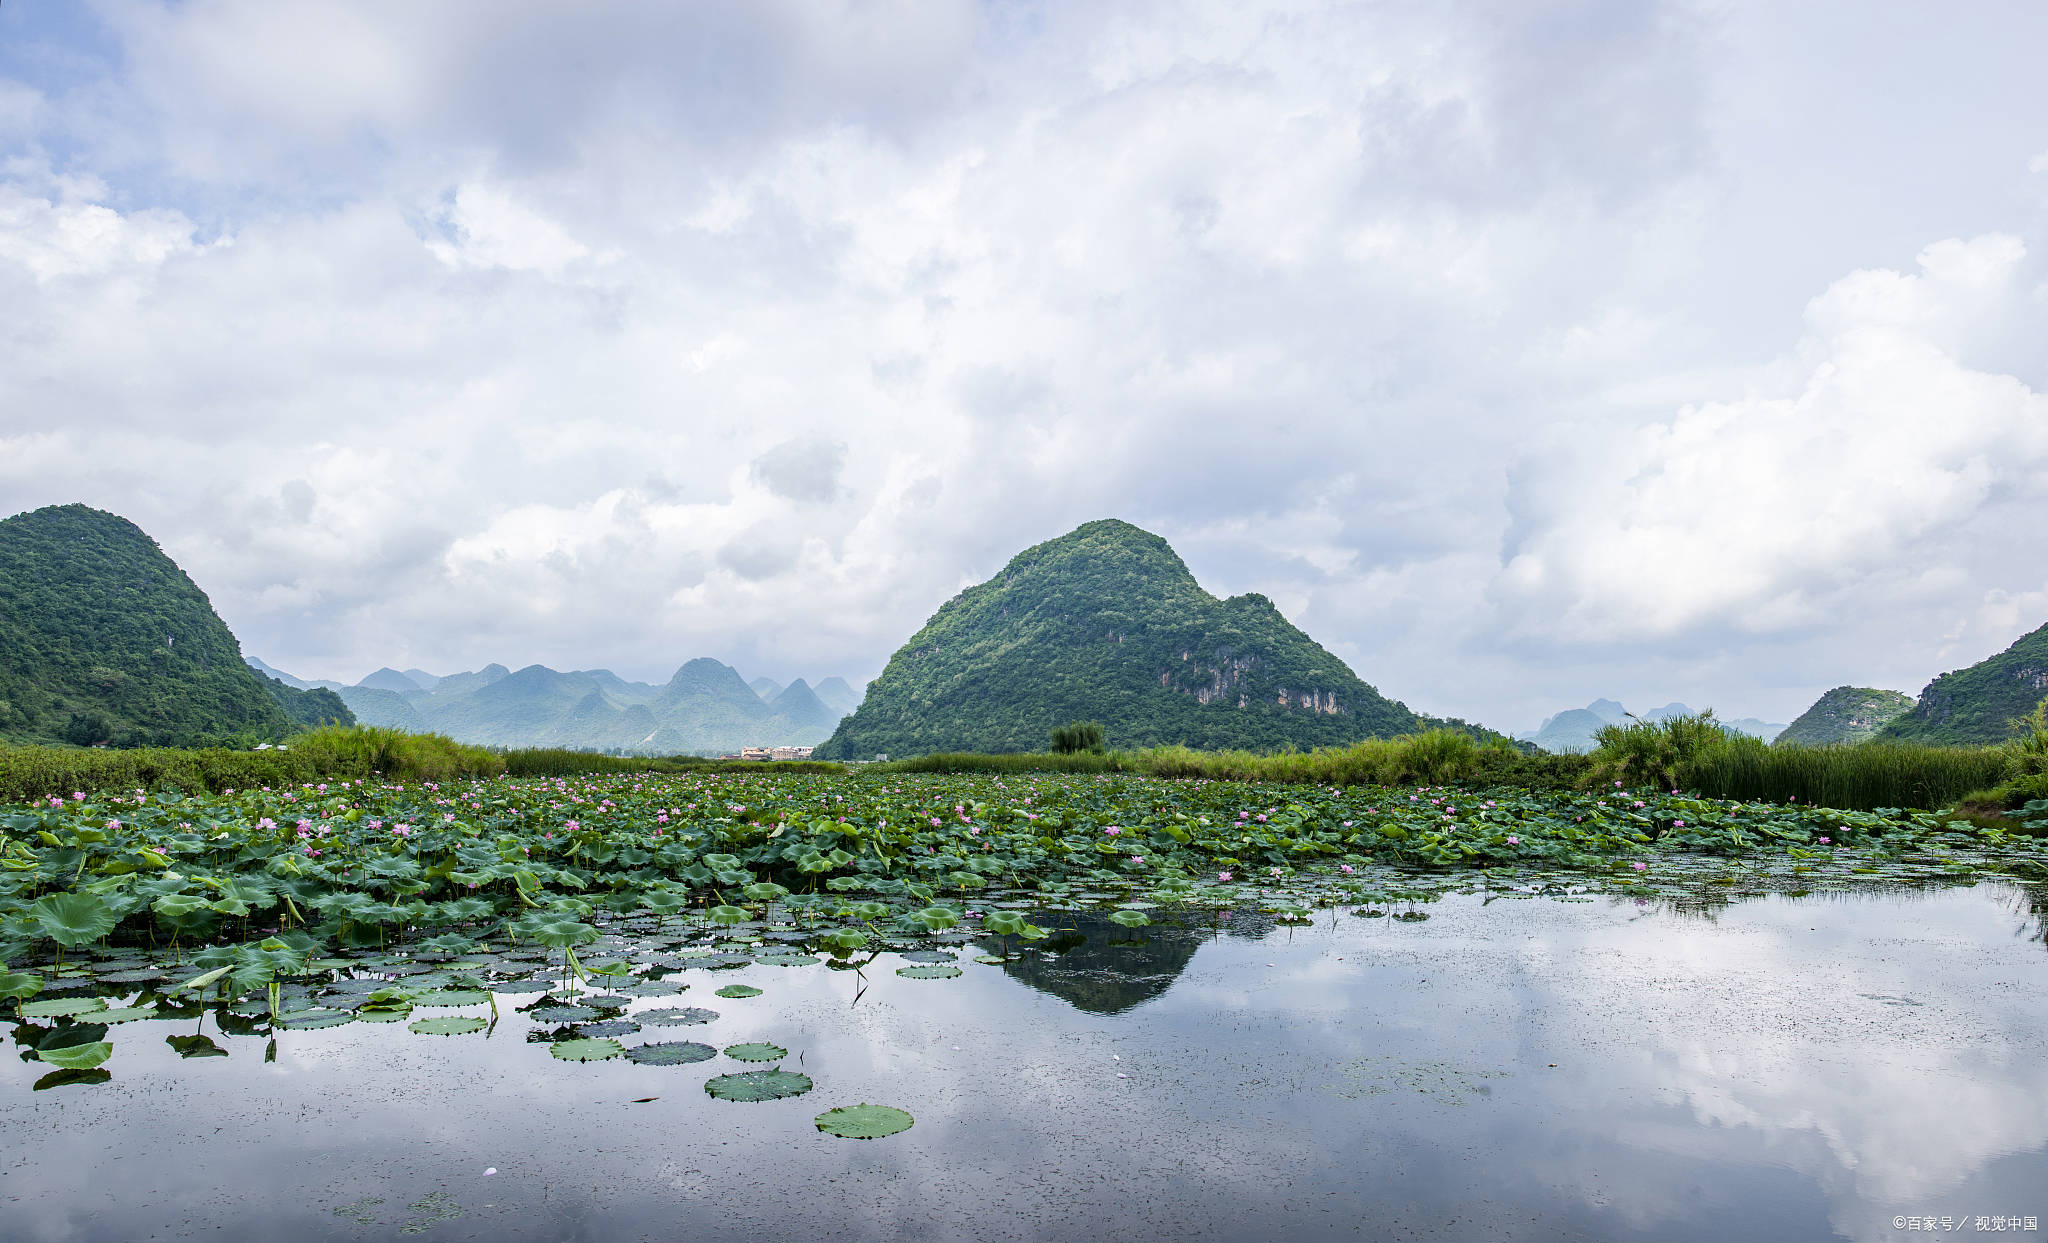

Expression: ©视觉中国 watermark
xmin=1894 ymin=1216 xmax=2039 ymax=1232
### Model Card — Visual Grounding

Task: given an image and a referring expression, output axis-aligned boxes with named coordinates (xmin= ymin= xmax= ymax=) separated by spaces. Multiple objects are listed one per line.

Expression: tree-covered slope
xmin=1879 ymin=622 xmax=2048 ymax=744
xmin=814 ymin=519 xmax=1422 ymax=758
xmin=0 ymin=504 xmax=351 ymax=746
xmin=1776 ymin=687 xmax=1916 ymax=746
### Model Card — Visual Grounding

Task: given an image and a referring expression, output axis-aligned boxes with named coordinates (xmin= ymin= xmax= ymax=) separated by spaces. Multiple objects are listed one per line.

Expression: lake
xmin=3 ymin=882 xmax=2044 ymax=1241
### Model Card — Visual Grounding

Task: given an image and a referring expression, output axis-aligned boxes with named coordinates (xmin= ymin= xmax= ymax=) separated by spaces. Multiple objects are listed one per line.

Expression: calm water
xmin=3 ymin=884 xmax=2046 ymax=1241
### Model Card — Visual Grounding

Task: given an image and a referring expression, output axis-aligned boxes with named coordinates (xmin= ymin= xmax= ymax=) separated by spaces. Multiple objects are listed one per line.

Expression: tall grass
xmin=1588 ymin=712 xmax=2016 ymax=810
xmin=0 ymin=725 xmax=503 ymax=803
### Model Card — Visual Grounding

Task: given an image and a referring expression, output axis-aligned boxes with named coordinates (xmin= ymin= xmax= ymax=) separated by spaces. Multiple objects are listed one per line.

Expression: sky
xmin=1 ymin=0 xmax=2045 ymax=734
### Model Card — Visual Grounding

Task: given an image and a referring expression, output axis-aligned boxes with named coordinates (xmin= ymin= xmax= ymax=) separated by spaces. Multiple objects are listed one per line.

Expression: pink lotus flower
xmin=1506 ymin=835 xmax=1520 ymax=845
xmin=1217 ymin=871 xmax=1233 ymax=882
xmin=1632 ymin=861 xmax=1647 ymax=871
xmin=1818 ymin=835 xmax=1832 ymax=845
xmin=1104 ymin=827 xmax=1122 ymax=836
xmin=1131 ymin=856 xmax=1145 ymax=865
xmin=1340 ymin=864 xmax=1354 ymax=874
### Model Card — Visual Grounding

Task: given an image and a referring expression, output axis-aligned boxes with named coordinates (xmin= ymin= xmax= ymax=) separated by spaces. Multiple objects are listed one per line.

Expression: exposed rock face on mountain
xmin=1776 ymin=687 xmax=1917 ymax=746
xmin=813 ymin=519 xmax=1423 ymax=758
xmin=0 ymin=504 xmax=351 ymax=746
xmin=1879 ymin=622 xmax=2048 ymax=744
xmin=256 ymin=654 xmax=856 ymax=755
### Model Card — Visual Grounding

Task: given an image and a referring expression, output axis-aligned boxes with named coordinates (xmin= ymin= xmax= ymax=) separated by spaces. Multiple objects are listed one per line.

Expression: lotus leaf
xmin=1108 ymin=909 xmax=1150 ymax=927
xmin=20 ymin=996 xmax=107 ymax=1019
xmin=30 ymin=892 xmax=121 ymax=948
xmin=896 ymin=964 xmax=962 ymax=979
xmin=723 ymin=1042 xmax=787 ymax=1062
xmin=0 ymin=971 xmax=43 ymax=1003
xmin=34 ymin=1068 xmax=112 ymax=1089
xmin=277 ymin=1008 xmax=356 ymax=1029
xmin=706 ymin=905 xmax=751 ymax=926
xmin=574 ymin=1020 xmax=640 ymax=1038
xmin=549 ymin=1037 xmax=624 ymax=1062
xmin=638 ymin=1007 xmax=718 ymax=1026
xmin=814 ymin=1104 xmax=915 ymax=1139
xmin=35 ymin=1039 xmax=113 ymax=1070
xmin=704 ymin=1069 xmax=812 ymax=1101
xmin=167 ymin=1034 xmax=228 ymax=1058
xmin=713 ymin=985 xmax=762 ymax=999
xmin=528 ymin=1005 xmax=599 ymax=1023
xmin=410 ymin=1016 xmax=489 ymax=1036
xmin=411 ymin=990 xmax=492 ymax=1007
xmin=624 ymin=1041 xmax=715 ymax=1065
xmin=96 ymin=1005 xmax=158 ymax=1024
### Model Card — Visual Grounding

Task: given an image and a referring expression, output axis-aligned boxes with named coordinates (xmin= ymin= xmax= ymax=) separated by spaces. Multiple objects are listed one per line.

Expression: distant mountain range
xmin=814 ymin=519 xmax=1493 ymax=759
xmin=1776 ymin=687 xmax=1916 ymax=746
xmin=1518 ymin=699 xmax=1787 ymax=754
xmin=249 ymin=657 xmax=862 ymax=755
xmin=0 ymin=505 xmax=351 ymax=747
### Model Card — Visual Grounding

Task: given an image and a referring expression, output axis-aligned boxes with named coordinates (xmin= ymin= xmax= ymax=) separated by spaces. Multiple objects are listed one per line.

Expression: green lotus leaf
xmin=624 ymin=1041 xmax=715 ymax=1065
xmin=96 ymin=1005 xmax=158 ymax=1024
xmin=713 ymin=984 xmax=762 ymax=999
xmin=20 ymin=995 xmax=107 ymax=1019
xmin=354 ymin=1005 xmax=412 ymax=1022
xmin=168 ymin=965 xmax=233 ymax=993
xmin=638 ymin=1006 xmax=718 ymax=1026
xmin=549 ymin=1037 xmax=624 ymax=1062
xmin=899 ymin=950 xmax=956 ymax=963
xmin=0 ymin=971 xmax=43 ymax=1003
xmin=574 ymin=1020 xmax=640 ymax=1038
xmin=527 ymin=917 xmax=598 ymax=948
xmin=755 ymin=953 xmax=819 ymax=967
xmin=741 ymin=882 xmax=790 ymax=902
xmin=982 ymin=911 xmax=1027 ymax=936
xmin=35 ymin=1039 xmax=113 ymax=1070
xmin=704 ymin=1069 xmax=812 ymax=1101
xmin=277 ymin=1008 xmax=356 ymax=1029
xmin=912 ymin=906 xmax=960 ymax=931
xmin=820 ymin=927 xmax=868 ymax=952
xmin=411 ymin=989 xmax=491 ymax=1007
xmin=410 ymin=1016 xmax=489 ymax=1036
xmin=152 ymin=894 xmax=210 ymax=919
xmin=814 ymin=1104 xmax=915 ymax=1139
xmin=528 ymin=1005 xmax=598 ymax=1023
xmin=896 ymin=964 xmax=963 ymax=979
xmin=31 ymin=891 xmax=121 ymax=948
xmin=1108 ymin=909 xmax=1150 ymax=927
xmin=639 ymin=889 xmax=690 ymax=915
xmin=706 ymin=905 xmax=751 ymax=926
xmin=849 ymin=901 xmax=892 ymax=921
xmin=723 ymin=1041 xmax=787 ymax=1062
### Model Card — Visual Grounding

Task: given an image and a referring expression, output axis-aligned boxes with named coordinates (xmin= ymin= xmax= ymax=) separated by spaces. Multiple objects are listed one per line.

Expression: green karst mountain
xmin=0 ymin=504 xmax=352 ymax=746
xmin=1776 ymin=687 xmax=1916 ymax=746
xmin=1878 ymin=621 xmax=2048 ymax=745
xmin=813 ymin=519 xmax=1423 ymax=758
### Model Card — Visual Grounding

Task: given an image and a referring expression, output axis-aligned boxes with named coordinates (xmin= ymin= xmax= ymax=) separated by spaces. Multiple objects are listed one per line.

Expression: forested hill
xmin=1879 ymin=621 xmax=2048 ymax=745
xmin=0 ymin=504 xmax=351 ymax=747
xmin=813 ymin=519 xmax=1425 ymax=758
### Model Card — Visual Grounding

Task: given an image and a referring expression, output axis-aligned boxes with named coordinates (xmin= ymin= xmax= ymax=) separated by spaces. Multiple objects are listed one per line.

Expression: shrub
xmin=1049 ymin=722 xmax=1107 ymax=754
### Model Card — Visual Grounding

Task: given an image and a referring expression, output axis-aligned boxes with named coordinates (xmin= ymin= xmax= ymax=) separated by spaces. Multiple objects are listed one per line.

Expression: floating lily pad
xmin=20 ymin=996 xmax=107 ymax=1019
xmin=754 ymin=953 xmax=819 ymax=967
xmin=488 ymin=980 xmax=555 ymax=994
xmin=410 ymin=1016 xmax=489 ymax=1036
xmin=574 ymin=1020 xmax=640 ymax=1038
xmin=35 ymin=1039 xmax=113 ymax=1070
xmin=549 ymin=1037 xmax=625 ymax=1062
xmin=724 ymin=1042 xmax=787 ymax=1062
xmin=411 ymin=989 xmax=491 ymax=1007
xmin=624 ymin=1041 xmax=716 ymax=1065
xmin=896 ymin=965 xmax=962 ymax=979
xmin=713 ymin=984 xmax=762 ymax=999
xmin=815 ymin=1104 xmax=915 ymax=1139
xmin=899 ymin=950 xmax=957 ymax=963
xmin=354 ymin=1007 xmax=413 ymax=1023
xmin=528 ymin=1005 xmax=598 ymax=1023
xmin=639 ymin=1006 xmax=719 ymax=1026
xmin=705 ymin=1069 xmax=812 ymax=1101
xmin=578 ymin=993 xmax=635 ymax=1009
xmin=277 ymin=1008 xmax=356 ymax=1029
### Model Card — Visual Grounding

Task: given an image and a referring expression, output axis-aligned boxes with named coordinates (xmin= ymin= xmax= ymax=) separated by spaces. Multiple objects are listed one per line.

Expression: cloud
xmin=749 ymin=439 xmax=847 ymax=504
xmin=1 ymin=0 xmax=2045 ymax=726
xmin=1490 ymin=235 xmax=2048 ymax=649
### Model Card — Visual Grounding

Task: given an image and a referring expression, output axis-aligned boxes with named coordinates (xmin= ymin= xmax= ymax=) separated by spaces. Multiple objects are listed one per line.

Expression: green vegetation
xmin=0 ymin=504 xmax=353 ymax=747
xmin=1050 ymin=722 xmax=1107 ymax=754
xmin=815 ymin=519 xmax=1433 ymax=759
xmin=1776 ymin=687 xmax=1916 ymax=746
xmin=1879 ymin=621 xmax=2048 ymax=745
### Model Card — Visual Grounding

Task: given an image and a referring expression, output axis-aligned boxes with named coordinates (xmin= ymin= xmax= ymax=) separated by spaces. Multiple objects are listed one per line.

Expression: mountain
xmin=356 ymin=666 xmax=425 ymax=693
xmin=768 ymin=678 xmax=839 ymax=736
xmin=336 ymin=685 xmax=430 ymax=733
xmin=0 ymin=504 xmax=352 ymax=746
xmin=402 ymin=668 xmax=441 ymax=690
xmin=1878 ymin=621 xmax=2048 ymax=745
xmin=814 ymin=676 xmax=861 ymax=717
xmin=813 ymin=519 xmax=1423 ymax=759
xmin=1776 ymin=687 xmax=1916 ymax=746
xmin=748 ymin=676 xmax=782 ymax=701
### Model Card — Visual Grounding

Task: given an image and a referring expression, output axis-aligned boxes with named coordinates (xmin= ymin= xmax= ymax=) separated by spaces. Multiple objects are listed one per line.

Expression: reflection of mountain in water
xmin=977 ymin=908 xmax=1280 ymax=1015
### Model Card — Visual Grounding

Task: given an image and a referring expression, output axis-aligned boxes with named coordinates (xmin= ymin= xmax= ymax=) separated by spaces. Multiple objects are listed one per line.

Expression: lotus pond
xmin=2 ymin=774 xmax=2046 ymax=1239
